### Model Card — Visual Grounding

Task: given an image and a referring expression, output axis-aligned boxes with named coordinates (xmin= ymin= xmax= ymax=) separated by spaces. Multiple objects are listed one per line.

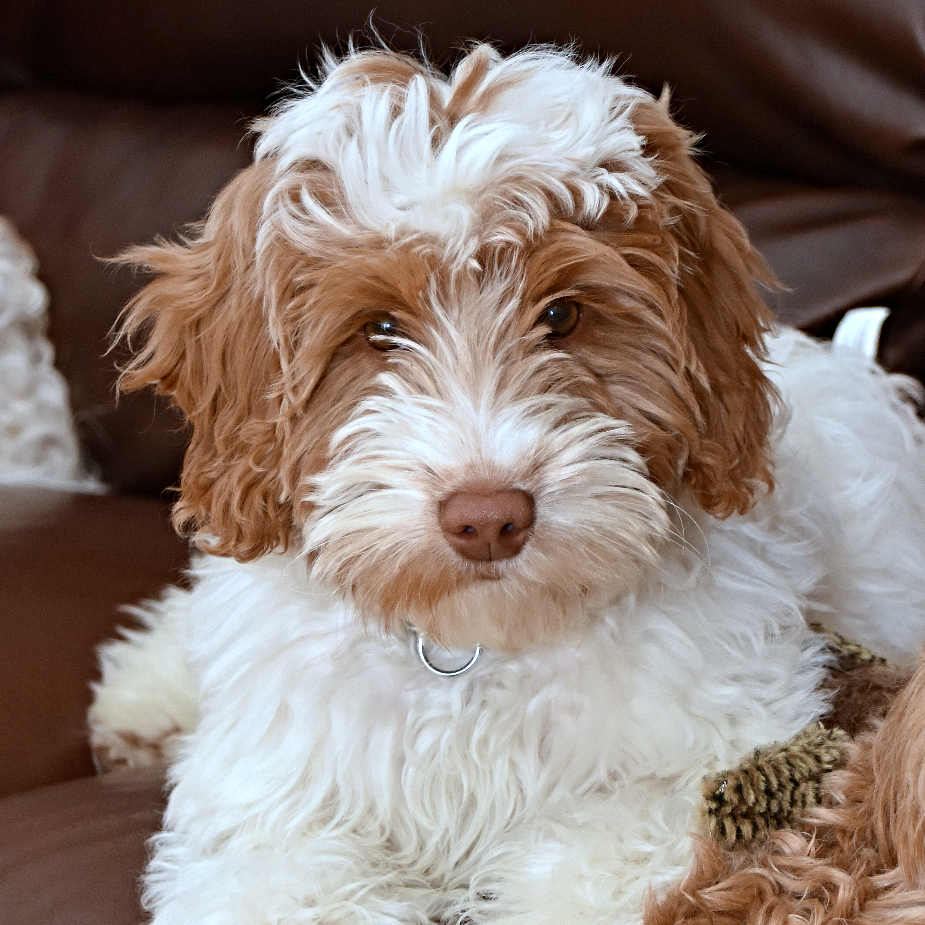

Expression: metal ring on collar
xmin=414 ymin=632 xmax=481 ymax=677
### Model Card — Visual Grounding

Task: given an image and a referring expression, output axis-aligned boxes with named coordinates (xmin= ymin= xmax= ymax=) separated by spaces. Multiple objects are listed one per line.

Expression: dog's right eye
xmin=362 ymin=316 xmax=404 ymax=351
xmin=535 ymin=299 xmax=582 ymax=340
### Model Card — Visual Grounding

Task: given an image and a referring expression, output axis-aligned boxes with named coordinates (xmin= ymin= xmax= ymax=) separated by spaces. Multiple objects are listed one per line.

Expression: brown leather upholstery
xmin=0 ymin=487 xmax=188 ymax=799
xmin=3 ymin=0 xmax=924 ymax=190
xmin=0 ymin=92 xmax=253 ymax=491
xmin=5 ymin=0 xmax=925 ymax=189
xmin=0 ymin=769 xmax=165 ymax=925
xmin=715 ymin=169 xmax=925 ymax=329
xmin=1 ymin=3 xmax=922 ymax=924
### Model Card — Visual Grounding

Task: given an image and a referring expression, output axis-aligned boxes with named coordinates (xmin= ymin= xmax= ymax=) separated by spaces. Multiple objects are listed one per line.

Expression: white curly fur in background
xmin=89 ymin=45 xmax=925 ymax=925
xmin=0 ymin=216 xmax=96 ymax=488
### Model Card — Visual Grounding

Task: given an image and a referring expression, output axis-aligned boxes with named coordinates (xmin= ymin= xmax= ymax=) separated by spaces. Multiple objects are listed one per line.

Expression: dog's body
xmin=90 ymin=46 xmax=925 ymax=925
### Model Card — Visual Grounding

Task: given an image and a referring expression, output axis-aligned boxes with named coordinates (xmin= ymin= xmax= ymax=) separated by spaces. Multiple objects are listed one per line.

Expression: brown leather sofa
xmin=2 ymin=2 xmax=923 ymax=923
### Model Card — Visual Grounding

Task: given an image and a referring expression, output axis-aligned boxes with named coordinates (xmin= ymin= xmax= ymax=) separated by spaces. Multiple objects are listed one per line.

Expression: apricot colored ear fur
xmin=116 ymin=161 xmax=300 ymax=559
xmin=631 ymin=95 xmax=777 ymax=517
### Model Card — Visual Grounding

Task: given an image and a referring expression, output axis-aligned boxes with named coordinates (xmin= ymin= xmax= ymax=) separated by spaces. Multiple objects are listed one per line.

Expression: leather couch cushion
xmin=4 ymin=0 xmax=924 ymax=194
xmin=715 ymin=169 xmax=925 ymax=327
xmin=0 ymin=486 xmax=189 ymax=797
xmin=0 ymin=769 xmax=165 ymax=925
xmin=0 ymin=92 xmax=253 ymax=491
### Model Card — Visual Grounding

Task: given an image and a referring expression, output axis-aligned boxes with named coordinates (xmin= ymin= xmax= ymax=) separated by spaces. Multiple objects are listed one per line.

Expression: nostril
xmin=439 ymin=488 xmax=535 ymax=562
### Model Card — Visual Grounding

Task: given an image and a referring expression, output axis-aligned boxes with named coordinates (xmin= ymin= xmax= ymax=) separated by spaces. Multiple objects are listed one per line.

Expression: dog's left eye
xmin=363 ymin=316 xmax=404 ymax=351
xmin=535 ymin=299 xmax=581 ymax=339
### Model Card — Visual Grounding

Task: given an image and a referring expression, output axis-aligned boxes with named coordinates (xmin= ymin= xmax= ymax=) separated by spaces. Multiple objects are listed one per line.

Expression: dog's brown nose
xmin=439 ymin=489 xmax=535 ymax=562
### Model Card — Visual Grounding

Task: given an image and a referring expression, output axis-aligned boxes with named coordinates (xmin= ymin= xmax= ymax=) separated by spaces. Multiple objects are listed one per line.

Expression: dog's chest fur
xmin=170 ymin=482 xmax=831 ymax=896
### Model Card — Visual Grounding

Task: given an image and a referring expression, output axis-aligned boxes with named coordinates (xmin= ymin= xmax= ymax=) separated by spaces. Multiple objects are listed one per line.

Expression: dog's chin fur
xmin=89 ymin=44 xmax=925 ymax=925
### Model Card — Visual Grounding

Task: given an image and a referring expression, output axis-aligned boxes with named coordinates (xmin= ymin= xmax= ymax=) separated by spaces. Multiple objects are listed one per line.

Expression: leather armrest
xmin=0 ymin=768 xmax=165 ymax=925
xmin=0 ymin=486 xmax=189 ymax=797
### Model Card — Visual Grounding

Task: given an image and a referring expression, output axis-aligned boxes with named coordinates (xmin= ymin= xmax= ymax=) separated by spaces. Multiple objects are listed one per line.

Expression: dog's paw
xmin=90 ymin=724 xmax=184 ymax=772
xmin=89 ymin=585 xmax=199 ymax=772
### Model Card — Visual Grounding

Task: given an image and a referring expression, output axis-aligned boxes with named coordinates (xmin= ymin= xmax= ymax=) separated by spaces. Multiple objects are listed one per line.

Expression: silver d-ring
xmin=415 ymin=632 xmax=481 ymax=677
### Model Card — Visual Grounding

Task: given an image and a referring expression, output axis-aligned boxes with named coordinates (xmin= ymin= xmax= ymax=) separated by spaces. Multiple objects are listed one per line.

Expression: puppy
xmin=646 ymin=648 xmax=925 ymax=925
xmin=89 ymin=45 xmax=925 ymax=925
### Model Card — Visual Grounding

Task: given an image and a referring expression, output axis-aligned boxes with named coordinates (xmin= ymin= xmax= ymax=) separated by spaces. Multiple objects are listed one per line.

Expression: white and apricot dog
xmin=90 ymin=45 xmax=925 ymax=925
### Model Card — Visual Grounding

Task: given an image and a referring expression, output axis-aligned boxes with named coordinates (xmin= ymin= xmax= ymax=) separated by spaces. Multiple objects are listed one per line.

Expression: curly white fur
xmin=256 ymin=48 xmax=658 ymax=251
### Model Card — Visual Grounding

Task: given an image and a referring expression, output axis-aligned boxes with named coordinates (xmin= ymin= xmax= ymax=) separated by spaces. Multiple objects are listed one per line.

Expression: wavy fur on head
xmin=117 ymin=44 xmax=775 ymax=648
xmin=646 ymin=649 xmax=925 ymax=925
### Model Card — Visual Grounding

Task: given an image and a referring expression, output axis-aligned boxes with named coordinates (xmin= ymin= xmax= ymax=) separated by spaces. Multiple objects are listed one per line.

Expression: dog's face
xmin=119 ymin=46 xmax=775 ymax=651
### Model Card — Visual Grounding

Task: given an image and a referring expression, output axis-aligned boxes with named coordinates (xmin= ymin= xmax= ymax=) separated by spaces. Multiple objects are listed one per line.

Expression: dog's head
xmin=119 ymin=46 xmax=776 ymax=651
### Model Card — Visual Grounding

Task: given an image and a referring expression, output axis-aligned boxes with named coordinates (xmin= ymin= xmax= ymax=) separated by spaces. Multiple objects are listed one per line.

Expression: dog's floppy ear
xmin=629 ymin=94 xmax=777 ymax=518
xmin=116 ymin=159 xmax=307 ymax=560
